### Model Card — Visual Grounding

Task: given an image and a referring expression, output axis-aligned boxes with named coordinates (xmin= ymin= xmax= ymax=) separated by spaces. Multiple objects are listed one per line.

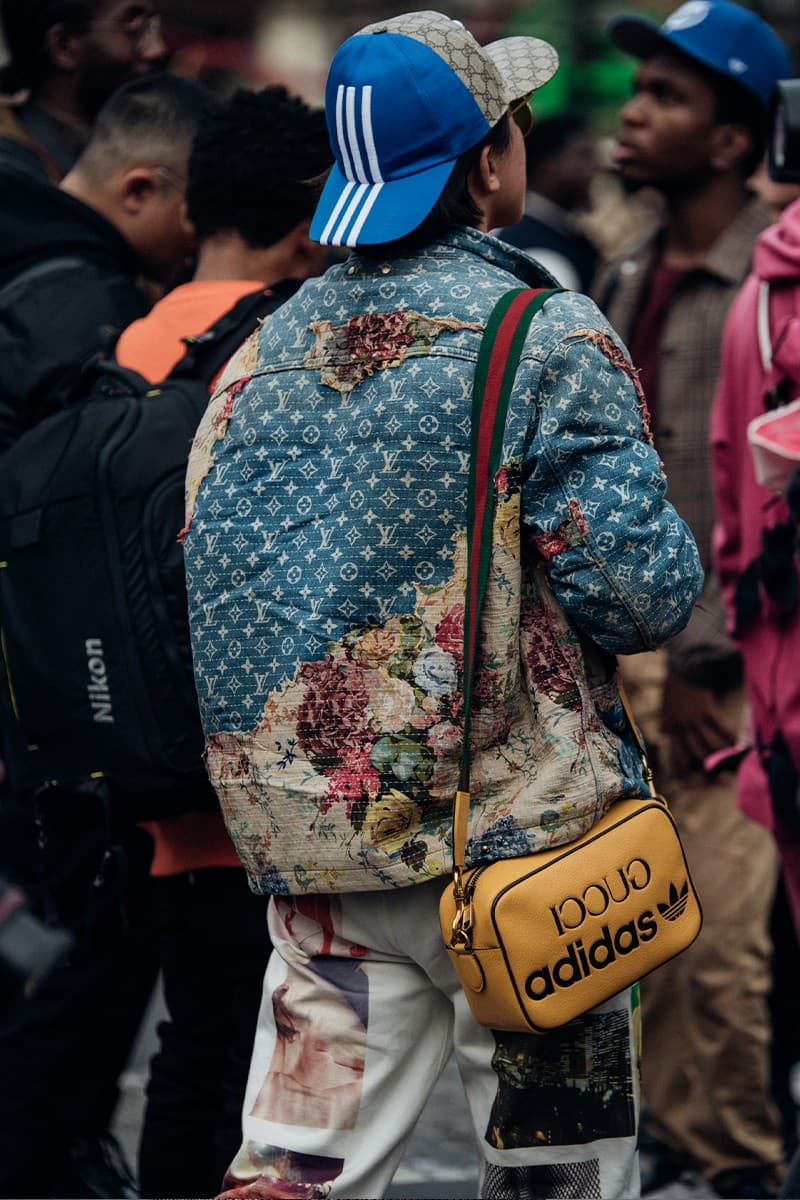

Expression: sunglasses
xmin=510 ymin=98 xmax=534 ymax=138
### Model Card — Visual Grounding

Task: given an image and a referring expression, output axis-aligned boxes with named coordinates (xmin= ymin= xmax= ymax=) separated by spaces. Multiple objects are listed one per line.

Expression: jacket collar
xmin=703 ymin=195 xmax=772 ymax=284
xmin=0 ymin=163 xmax=142 ymax=286
xmin=358 ymin=225 xmax=560 ymax=289
xmin=0 ymin=102 xmax=62 ymax=182
xmin=617 ymin=194 xmax=771 ymax=286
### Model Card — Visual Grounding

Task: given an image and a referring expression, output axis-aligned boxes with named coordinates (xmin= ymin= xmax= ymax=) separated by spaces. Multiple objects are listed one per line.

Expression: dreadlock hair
xmin=186 ymin=86 xmax=333 ymax=249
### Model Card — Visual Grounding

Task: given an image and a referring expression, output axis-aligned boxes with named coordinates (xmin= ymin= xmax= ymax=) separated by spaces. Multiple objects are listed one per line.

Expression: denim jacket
xmin=184 ymin=227 xmax=703 ymax=895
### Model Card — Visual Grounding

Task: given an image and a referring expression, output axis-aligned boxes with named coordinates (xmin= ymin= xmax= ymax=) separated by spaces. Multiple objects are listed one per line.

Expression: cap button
xmin=347 ymin=265 xmax=357 ymax=276
xmin=380 ymin=263 xmax=392 ymax=275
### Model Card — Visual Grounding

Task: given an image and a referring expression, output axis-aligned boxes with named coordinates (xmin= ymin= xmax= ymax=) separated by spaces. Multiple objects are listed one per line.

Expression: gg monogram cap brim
xmin=310 ymin=10 xmax=558 ymax=249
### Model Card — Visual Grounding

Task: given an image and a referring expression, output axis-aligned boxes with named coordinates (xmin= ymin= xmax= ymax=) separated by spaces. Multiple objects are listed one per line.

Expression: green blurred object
xmin=506 ymin=0 xmax=570 ymax=118
xmin=506 ymin=0 xmax=685 ymax=131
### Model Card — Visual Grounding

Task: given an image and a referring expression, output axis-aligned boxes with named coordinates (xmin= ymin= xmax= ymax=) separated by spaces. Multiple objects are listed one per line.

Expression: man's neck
xmin=662 ymin=174 xmax=751 ymax=270
xmin=193 ymin=236 xmax=294 ymax=285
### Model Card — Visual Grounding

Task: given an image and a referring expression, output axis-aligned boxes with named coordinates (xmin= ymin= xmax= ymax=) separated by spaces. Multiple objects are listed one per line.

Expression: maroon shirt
xmin=626 ymin=261 xmax=689 ymax=434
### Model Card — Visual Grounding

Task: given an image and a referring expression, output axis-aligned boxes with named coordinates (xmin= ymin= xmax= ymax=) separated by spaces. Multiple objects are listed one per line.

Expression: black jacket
xmin=0 ymin=101 xmax=71 ymax=182
xmin=0 ymin=165 xmax=147 ymax=450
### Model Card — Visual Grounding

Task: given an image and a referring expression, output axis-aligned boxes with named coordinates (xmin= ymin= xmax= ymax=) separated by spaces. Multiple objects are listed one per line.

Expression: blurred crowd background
xmin=3 ymin=1 xmax=797 ymax=123
xmin=5 ymin=0 xmax=797 ymax=263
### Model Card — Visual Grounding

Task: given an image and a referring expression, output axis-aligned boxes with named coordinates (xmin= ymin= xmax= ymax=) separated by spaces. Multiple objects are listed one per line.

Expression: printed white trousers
xmin=220 ymin=880 xmax=640 ymax=1200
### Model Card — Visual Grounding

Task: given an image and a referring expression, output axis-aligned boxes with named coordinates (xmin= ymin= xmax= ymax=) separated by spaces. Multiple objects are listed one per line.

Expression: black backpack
xmin=0 ymin=282 xmax=295 ymax=814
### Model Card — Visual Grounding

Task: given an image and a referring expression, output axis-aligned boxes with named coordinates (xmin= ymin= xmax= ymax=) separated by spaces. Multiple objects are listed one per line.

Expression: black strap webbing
xmin=169 ymin=278 xmax=300 ymax=386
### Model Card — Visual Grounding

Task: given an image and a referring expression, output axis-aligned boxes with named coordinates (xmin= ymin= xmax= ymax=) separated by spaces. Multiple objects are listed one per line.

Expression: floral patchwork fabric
xmin=184 ymin=228 xmax=702 ymax=894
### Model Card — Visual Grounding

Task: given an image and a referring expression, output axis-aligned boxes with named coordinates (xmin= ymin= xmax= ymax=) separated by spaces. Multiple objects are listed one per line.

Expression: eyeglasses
xmin=510 ymin=97 xmax=534 ymax=138
xmin=91 ymin=10 xmax=163 ymax=51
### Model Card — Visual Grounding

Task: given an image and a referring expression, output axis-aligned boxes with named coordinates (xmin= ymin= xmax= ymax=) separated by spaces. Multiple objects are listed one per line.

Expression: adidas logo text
xmin=525 ymin=912 xmax=658 ymax=1000
xmin=526 ymin=879 xmax=690 ymax=1002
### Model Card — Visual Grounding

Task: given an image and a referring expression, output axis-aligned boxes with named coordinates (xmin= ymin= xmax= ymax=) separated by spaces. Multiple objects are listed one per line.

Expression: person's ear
xmin=463 ymin=143 xmax=502 ymax=229
xmin=275 ymin=221 xmax=327 ymax=281
xmin=471 ymin=143 xmax=503 ymax=201
xmin=179 ymin=199 xmax=196 ymax=243
xmin=44 ymin=22 xmax=85 ymax=73
xmin=710 ymin=124 xmax=753 ymax=173
xmin=117 ymin=167 xmax=162 ymax=215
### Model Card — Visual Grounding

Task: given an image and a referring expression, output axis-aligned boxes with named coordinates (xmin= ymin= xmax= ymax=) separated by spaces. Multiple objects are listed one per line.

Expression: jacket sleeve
xmin=520 ymin=300 xmax=703 ymax=654
xmin=660 ymin=291 xmax=748 ymax=689
xmin=664 ymin=574 xmax=740 ymax=689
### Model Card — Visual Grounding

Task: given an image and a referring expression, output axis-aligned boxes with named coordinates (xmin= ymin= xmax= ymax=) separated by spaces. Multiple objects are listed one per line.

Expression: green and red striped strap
xmin=455 ymin=287 xmax=561 ymax=851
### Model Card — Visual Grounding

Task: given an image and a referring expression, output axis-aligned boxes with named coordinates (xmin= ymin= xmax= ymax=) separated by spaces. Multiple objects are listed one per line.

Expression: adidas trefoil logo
xmin=658 ymin=880 xmax=689 ymax=922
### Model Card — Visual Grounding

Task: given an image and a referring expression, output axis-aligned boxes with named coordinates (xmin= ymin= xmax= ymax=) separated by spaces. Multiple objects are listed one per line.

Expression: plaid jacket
xmin=595 ymin=196 xmax=771 ymax=687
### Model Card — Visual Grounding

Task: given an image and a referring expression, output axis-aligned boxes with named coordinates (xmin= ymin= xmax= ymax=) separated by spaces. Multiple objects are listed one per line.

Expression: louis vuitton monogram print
xmin=183 ymin=227 xmax=702 ymax=896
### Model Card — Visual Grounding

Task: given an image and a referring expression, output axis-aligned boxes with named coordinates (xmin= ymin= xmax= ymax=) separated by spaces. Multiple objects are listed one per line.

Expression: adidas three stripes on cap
xmin=309 ymin=10 xmax=559 ymax=249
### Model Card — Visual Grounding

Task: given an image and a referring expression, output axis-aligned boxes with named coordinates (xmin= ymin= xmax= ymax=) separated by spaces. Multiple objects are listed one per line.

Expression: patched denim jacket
xmin=184 ymin=228 xmax=703 ymax=895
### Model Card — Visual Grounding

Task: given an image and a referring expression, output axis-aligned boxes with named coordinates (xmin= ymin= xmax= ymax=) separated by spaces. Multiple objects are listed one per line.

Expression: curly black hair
xmin=186 ymin=86 xmax=333 ymax=249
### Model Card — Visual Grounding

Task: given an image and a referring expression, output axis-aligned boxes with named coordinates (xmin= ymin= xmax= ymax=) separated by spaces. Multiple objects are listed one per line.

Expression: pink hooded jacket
xmin=711 ymin=197 xmax=800 ymax=933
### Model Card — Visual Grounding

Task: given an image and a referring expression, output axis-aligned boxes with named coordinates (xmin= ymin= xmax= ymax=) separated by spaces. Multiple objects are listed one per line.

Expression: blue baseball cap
xmin=310 ymin=10 xmax=558 ymax=249
xmin=609 ymin=0 xmax=791 ymax=110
